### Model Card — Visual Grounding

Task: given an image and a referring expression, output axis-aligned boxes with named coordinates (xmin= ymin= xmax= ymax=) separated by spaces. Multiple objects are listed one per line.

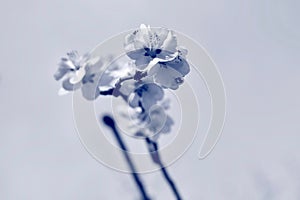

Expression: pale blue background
xmin=0 ymin=0 xmax=300 ymax=199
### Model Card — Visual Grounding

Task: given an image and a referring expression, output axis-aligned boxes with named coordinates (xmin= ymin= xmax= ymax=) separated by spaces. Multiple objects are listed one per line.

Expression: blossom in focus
xmin=124 ymin=24 xmax=178 ymax=70
xmin=147 ymin=49 xmax=190 ymax=90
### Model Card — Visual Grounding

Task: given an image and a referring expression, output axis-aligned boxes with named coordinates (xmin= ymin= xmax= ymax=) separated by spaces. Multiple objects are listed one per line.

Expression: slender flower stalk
xmin=145 ymin=137 xmax=182 ymax=200
xmin=102 ymin=115 xmax=151 ymax=200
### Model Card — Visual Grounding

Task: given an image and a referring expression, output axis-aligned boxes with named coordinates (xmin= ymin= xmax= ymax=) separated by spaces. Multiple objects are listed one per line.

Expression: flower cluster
xmin=54 ymin=24 xmax=190 ymax=140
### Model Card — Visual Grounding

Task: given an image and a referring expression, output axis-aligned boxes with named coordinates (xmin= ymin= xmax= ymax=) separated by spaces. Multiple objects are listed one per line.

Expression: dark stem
xmin=99 ymin=87 xmax=128 ymax=101
xmin=99 ymin=88 xmax=114 ymax=95
xmin=102 ymin=115 xmax=151 ymax=200
xmin=145 ymin=137 xmax=182 ymax=200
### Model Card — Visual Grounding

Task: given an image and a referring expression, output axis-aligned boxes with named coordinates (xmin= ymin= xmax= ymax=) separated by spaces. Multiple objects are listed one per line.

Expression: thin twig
xmin=145 ymin=137 xmax=182 ymax=200
xmin=103 ymin=115 xmax=151 ymax=200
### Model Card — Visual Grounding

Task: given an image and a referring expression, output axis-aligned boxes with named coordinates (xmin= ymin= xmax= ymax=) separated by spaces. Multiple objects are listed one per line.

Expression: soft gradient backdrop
xmin=0 ymin=0 xmax=299 ymax=199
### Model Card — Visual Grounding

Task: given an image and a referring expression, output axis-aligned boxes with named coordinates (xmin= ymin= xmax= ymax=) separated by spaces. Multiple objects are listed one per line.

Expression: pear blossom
xmin=124 ymin=25 xmax=191 ymax=89
xmin=124 ymin=24 xmax=178 ymax=70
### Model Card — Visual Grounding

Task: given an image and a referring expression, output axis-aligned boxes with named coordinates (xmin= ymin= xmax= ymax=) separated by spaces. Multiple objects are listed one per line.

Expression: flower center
xmin=144 ymin=48 xmax=162 ymax=58
xmin=175 ymin=77 xmax=184 ymax=84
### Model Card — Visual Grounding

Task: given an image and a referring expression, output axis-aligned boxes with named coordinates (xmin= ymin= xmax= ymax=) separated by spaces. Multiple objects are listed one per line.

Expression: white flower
xmin=147 ymin=51 xmax=190 ymax=90
xmin=124 ymin=24 xmax=178 ymax=70
xmin=128 ymin=83 xmax=164 ymax=111
xmin=80 ymin=58 xmax=105 ymax=100
xmin=117 ymin=100 xmax=174 ymax=140
xmin=136 ymin=105 xmax=174 ymax=140
xmin=99 ymin=56 xmax=136 ymax=91
xmin=54 ymin=51 xmax=88 ymax=87
xmin=54 ymin=51 xmax=115 ymax=100
xmin=116 ymin=80 xmax=174 ymax=139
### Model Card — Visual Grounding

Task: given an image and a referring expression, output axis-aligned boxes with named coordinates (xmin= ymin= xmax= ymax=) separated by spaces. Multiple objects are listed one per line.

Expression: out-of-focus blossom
xmin=54 ymin=51 xmax=116 ymax=100
xmin=54 ymin=51 xmax=86 ymax=92
xmin=117 ymin=102 xmax=173 ymax=140
xmin=116 ymin=80 xmax=173 ymax=139
xmin=124 ymin=24 xmax=178 ymax=70
xmin=80 ymin=58 xmax=105 ymax=100
xmin=128 ymin=83 xmax=164 ymax=111
xmin=101 ymin=57 xmax=135 ymax=89
xmin=136 ymin=106 xmax=174 ymax=140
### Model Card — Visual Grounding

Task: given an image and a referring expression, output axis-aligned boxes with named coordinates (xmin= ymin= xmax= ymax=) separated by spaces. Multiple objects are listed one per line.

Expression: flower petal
xmin=118 ymin=79 xmax=136 ymax=97
xmin=81 ymin=82 xmax=100 ymax=100
xmin=70 ymin=67 xmax=86 ymax=84
xmin=135 ymin=56 xmax=151 ymax=70
xmin=62 ymin=78 xmax=81 ymax=91
xmin=154 ymin=28 xmax=169 ymax=47
xmin=161 ymin=30 xmax=177 ymax=53
xmin=126 ymin=49 xmax=145 ymax=60
xmin=145 ymin=105 xmax=167 ymax=134
xmin=124 ymin=30 xmax=145 ymax=52
xmin=141 ymin=83 xmax=164 ymax=110
xmin=159 ymin=116 xmax=174 ymax=134
xmin=149 ymin=63 xmax=184 ymax=90
xmin=54 ymin=65 xmax=70 ymax=80
xmin=166 ymin=57 xmax=190 ymax=76
xmin=67 ymin=51 xmax=80 ymax=63
xmin=128 ymin=93 xmax=140 ymax=108
xmin=144 ymin=51 xmax=179 ymax=72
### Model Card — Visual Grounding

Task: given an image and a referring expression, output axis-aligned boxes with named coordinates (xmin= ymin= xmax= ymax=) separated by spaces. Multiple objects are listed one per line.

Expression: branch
xmin=145 ymin=137 xmax=182 ymax=200
xmin=103 ymin=115 xmax=151 ymax=200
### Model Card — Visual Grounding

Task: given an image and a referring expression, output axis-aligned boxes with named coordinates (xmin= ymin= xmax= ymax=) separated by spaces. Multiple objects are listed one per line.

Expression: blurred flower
xmin=128 ymin=83 xmax=164 ymax=111
xmin=54 ymin=51 xmax=87 ymax=87
xmin=116 ymin=81 xmax=174 ymax=139
xmin=117 ymin=102 xmax=173 ymax=140
xmin=136 ymin=106 xmax=174 ymax=140
xmin=124 ymin=24 xmax=178 ymax=70
xmin=80 ymin=58 xmax=106 ymax=100
xmin=97 ymin=58 xmax=129 ymax=91
xmin=54 ymin=51 xmax=116 ymax=100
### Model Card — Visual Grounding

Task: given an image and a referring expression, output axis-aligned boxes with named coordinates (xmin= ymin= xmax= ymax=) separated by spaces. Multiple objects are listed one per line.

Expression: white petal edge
xmin=141 ymin=51 xmax=179 ymax=73
xmin=70 ymin=67 xmax=86 ymax=84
